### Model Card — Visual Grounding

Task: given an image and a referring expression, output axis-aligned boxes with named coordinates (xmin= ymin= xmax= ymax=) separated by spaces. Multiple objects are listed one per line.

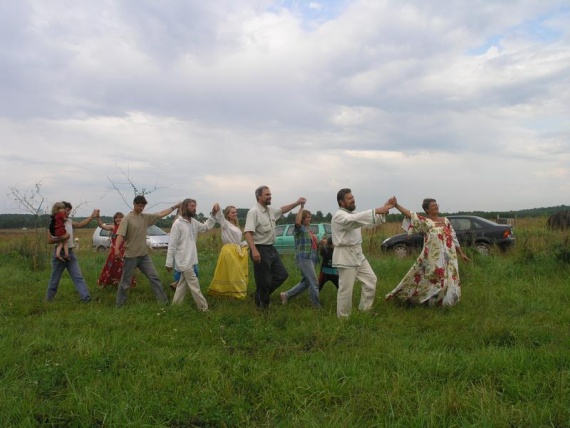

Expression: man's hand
xmin=251 ymin=248 xmax=261 ymax=264
xmin=165 ymin=266 xmax=172 ymax=273
xmin=47 ymin=233 xmax=64 ymax=245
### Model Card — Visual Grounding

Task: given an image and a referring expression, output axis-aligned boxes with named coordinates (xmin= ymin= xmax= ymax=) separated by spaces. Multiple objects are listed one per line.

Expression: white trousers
xmin=172 ymin=267 xmax=208 ymax=311
xmin=336 ymin=259 xmax=377 ymax=318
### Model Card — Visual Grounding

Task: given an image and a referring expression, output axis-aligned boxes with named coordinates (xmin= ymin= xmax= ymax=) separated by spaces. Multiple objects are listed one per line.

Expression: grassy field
xmin=0 ymin=218 xmax=569 ymax=427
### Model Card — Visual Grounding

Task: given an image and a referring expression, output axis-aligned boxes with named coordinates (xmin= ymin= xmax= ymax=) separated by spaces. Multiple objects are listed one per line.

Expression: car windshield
xmin=146 ymin=225 xmax=167 ymax=236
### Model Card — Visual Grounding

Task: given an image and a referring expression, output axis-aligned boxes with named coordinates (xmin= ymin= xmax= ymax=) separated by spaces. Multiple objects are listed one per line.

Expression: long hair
xmin=113 ymin=212 xmax=124 ymax=224
xmin=180 ymin=198 xmax=197 ymax=219
xmin=224 ymin=205 xmax=238 ymax=227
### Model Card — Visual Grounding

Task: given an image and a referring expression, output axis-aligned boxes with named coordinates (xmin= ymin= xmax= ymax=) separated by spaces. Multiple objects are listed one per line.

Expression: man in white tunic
xmin=166 ymin=198 xmax=218 ymax=310
xmin=331 ymin=188 xmax=394 ymax=318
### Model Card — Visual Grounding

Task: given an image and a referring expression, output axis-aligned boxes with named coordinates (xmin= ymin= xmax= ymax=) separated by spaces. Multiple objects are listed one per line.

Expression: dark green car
xmin=274 ymin=223 xmax=331 ymax=254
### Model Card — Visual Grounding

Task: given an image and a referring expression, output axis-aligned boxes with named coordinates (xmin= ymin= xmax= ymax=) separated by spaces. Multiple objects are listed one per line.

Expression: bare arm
xmin=244 ymin=231 xmax=260 ymax=263
xmin=393 ymin=198 xmax=412 ymax=218
xmin=456 ymin=245 xmax=471 ymax=262
xmin=47 ymin=234 xmax=64 ymax=244
xmin=450 ymin=222 xmax=471 ymax=262
xmin=294 ymin=203 xmax=305 ymax=227
xmin=96 ymin=214 xmax=114 ymax=231
xmin=156 ymin=202 xmax=182 ymax=219
xmin=280 ymin=197 xmax=306 ymax=215
xmin=71 ymin=209 xmax=99 ymax=228
xmin=114 ymin=234 xmax=124 ymax=259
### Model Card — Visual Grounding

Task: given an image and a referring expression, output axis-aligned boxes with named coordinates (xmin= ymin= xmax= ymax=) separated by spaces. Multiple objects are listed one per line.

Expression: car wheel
xmin=96 ymin=245 xmax=108 ymax=253
xmin=392 ymin=243 xmax=410 ymax=258
xmin=475 ymin=242 xmax=491 ymax=255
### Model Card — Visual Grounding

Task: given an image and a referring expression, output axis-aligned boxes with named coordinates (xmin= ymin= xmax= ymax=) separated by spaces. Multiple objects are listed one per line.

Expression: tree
xmin=6 ymin=182 xmax=50 ymax=270
xmin=104 ymin=165 xmax=167 ymax=210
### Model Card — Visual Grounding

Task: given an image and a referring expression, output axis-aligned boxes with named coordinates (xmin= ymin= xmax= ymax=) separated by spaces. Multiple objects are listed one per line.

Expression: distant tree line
xmin=1 ymin=205 xmax=568 ymax=229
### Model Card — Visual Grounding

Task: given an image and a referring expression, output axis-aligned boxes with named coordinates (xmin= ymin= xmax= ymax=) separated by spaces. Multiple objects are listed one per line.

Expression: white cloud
xmin=1 ymin=0 xmax=569 ymax=217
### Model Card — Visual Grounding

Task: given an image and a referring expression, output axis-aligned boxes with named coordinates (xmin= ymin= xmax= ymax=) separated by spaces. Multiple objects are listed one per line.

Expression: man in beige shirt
xmin=115 ymin=195 xmax=181 ymax=307
xmin=244 ymin=185 xmax=305 ymax=309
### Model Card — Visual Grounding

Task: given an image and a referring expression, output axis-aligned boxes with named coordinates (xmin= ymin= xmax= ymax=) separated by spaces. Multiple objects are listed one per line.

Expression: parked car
xmin=92 ymin=227 xmax=112 ymax=251
xmin=274 ymin=223 xmax=331 ymax=254
xmin=92 ymin=225 xmax=170 ymax=251
xmin=381 ymin=215 xmax=515 ymax=257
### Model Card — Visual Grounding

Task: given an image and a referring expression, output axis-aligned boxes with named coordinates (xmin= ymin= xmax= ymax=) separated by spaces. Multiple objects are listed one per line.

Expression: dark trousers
xmin=250 ymin=245 xmax=288 ymax=308
xmin=318 ymin=271 xmax=339 ymax=291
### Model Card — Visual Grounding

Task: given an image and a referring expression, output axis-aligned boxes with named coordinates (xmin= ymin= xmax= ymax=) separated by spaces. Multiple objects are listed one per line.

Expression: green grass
xmin=0 ymin=221 xmax=569 ymax=427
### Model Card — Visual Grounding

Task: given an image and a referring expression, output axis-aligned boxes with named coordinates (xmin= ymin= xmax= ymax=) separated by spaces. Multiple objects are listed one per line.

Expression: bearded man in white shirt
xmin=166 ymin=198 xmax=219 ymax=311
xmin=331 ymin=188 xmax=394 ymax=318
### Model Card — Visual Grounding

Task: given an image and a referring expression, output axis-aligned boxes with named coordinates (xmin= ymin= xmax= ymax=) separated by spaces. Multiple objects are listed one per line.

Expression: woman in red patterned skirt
xmin=97 ymin=212 xmax=136 ymax=288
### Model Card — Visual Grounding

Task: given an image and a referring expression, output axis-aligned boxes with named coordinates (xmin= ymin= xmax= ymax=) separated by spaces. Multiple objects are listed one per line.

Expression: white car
xmin=92 ymin=225 xmax=169 ymax=251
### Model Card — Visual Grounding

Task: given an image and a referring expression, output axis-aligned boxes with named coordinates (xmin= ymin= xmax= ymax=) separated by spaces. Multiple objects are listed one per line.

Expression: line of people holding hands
xmin=46 ymin=186 xmax=470 ymax=317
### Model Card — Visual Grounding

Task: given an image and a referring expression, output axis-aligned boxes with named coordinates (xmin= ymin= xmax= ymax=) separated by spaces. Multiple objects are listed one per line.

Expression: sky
xmin=1 ymin=0 xmax=569 ymax=217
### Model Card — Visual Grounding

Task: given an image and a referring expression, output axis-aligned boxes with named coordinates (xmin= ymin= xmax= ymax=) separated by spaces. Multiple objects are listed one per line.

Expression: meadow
xmin=0 ymin=218 xmax=569 ymax=427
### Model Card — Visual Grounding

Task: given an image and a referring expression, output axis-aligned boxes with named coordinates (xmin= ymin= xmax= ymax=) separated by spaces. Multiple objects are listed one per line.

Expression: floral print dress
xmin=385 ymin=212 xmax=461 ymax=307
xmin=97 ymin=224 xmax=136 ymax=288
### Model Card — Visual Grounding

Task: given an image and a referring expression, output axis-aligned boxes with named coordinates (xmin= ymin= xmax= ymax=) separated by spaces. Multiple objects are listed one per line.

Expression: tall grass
xmin=0 ymin=219 xmax=569 ymax=427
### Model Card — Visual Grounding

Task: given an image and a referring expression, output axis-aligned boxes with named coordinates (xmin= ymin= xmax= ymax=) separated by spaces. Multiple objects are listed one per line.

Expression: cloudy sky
xmin=1 ymin=0 xmax=569 ymax=217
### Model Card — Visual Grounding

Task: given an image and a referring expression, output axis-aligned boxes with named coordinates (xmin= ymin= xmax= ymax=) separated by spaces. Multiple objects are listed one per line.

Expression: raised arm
xmin=393 ymin=198 xmax=412 ymax=218
xmin=96 ymin=214 xmax=114 ymax=231
xmin=71 ymin=209 xmax=99 ymax=228
xmin=281 ymin=197 xmax=306 ymax=215
xmin=294 ymin=202 xmax=305 ymax=227
xmin=157 ymin=202 xmax=182 ymax=219
xmin=374 ymin=199 xmax=394 ymax=216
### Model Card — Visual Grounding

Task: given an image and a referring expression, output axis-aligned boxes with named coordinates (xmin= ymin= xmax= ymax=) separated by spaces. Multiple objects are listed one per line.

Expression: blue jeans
xmin=116 ymin=255 xmax=168 ymax=306
xmin=283 ymin=257 xmax=321 ymax=307
xmin=46 ymin=249 xmax=91 ymax=302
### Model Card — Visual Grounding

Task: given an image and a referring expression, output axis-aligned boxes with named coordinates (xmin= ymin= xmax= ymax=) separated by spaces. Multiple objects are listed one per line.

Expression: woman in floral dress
xmin=385 ymin=198 xmax=470 ymax=307
xmin=97 ymin=212 xmax=136 ymax=288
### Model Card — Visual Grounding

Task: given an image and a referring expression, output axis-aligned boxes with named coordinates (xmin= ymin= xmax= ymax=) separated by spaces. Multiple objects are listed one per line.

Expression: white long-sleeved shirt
xmin=165 ymin=215 xmax=216 ymax=272
xmin=331 ymin=208 xmax=385 ymax=268
xmin=214 ymin=210 xmax=246 ymax=245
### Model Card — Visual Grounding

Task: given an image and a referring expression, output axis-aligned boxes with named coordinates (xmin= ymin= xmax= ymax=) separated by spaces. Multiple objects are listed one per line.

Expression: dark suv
xmin=381 ymin=215 xmax=515 ymax=257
